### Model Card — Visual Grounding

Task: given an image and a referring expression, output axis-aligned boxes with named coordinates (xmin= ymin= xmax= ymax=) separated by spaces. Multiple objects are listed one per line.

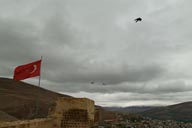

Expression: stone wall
xmin=0 ymin=118 xmax=53 ymax=128
xmin=49 ymin=97 xmax=95 ymax=128
xmin=0 ymin=97 xmax=95 ymax=128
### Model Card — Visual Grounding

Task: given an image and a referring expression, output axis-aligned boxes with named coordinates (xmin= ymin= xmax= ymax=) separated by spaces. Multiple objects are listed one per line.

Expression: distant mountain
xmin=104 ymin=106 xmax=160 ymax=114
xmin=104 ymin=102 xmax=192 ymax=122
xmin=0 ymin=77 xmax=71 ymax=120
xmin=140 ymin=102 xmax=192 ymax=122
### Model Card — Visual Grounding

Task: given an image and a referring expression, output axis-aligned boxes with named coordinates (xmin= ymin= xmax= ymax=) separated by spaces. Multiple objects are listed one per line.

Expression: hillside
xmin=0 ymin=77 xmax=71 ymax=120
xmin=141 ymin=102 xmax=192 ymax=122
xmin=0 ymin=111 xmax=18 ymax=122
xmin=104 ymin=106 xmax=160 ymax=114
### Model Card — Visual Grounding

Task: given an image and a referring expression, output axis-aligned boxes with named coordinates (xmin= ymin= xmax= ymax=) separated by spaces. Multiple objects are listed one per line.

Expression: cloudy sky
xmin=1 ymin=0 xmax=192 ymax=107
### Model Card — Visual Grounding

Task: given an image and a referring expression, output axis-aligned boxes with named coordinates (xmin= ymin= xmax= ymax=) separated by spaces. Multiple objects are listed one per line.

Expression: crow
xmin=102 ymin=83 xmax=106 ymax=85
xmin=135 ymin=17 xmax=142 ymax=23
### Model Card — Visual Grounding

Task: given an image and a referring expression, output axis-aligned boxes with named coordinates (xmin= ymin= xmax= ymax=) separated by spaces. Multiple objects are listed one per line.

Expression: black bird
xmin=90 ymin=82 xmax=94 ymax=84
xmin=134 ymin=17 xmax=142 ymax=23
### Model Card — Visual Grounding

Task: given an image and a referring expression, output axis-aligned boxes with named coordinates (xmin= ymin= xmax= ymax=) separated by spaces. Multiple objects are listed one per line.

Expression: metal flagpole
xmin=35 ymin=56 xmax=42 ymax=117
xmin=38 ymin=56 xmax=42 ymax=87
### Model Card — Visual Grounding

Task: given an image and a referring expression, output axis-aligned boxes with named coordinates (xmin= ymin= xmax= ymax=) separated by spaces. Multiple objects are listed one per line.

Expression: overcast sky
xmin=1 ymin=0 xmax=192 ymax=107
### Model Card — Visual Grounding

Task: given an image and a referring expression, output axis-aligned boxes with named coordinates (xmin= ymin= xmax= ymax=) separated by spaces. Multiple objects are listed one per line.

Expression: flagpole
xmin=38 ymin=56 xmax=42 ymax=87
xmin=36 ymin=56 xmax=42 ymax=117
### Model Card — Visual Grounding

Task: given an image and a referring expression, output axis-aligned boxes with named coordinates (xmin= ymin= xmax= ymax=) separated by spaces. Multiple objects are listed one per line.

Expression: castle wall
xmin=49 ymin=97 xmax=94 ymax=128
xmin=0 ymin=118 xmax=53 ymax=128
xmin=0 ymin=97 xmax=95 ymax=128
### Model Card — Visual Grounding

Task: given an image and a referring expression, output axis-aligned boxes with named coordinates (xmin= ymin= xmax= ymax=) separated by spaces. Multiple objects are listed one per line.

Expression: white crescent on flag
xmin=30 ymin=65 xmax=37 ymax=74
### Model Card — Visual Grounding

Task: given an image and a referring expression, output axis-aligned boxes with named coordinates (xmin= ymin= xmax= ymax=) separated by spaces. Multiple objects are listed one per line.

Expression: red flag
xmin=13 ymin=60 xmax=42 ymax=80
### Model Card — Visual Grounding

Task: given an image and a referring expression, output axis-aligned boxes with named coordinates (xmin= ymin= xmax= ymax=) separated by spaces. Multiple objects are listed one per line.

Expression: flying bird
xmin=134 ymin=17 xmax=142 ymax=23
xmin=90 ymin=82 xmax=94 ymax=84
xmin=102 ymin=83 xmax=106 ymax=85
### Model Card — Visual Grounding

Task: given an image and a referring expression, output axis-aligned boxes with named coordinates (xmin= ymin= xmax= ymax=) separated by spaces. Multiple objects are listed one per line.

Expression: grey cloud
xmin=44 ymin=79 xmax=192 ymax=95
xmin=1 ymin=0 xmax=192 ymax=106
xmin=43 ymin=63 xmax=164 ymax=85
xmin=0 ymin=18 xmax=41 ymax=76
xmin=63 ymin=91 xmax=192 ymax=106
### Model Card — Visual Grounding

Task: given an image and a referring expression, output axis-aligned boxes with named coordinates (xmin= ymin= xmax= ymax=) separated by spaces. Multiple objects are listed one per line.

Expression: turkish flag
xmin=13 ymin=60 xmax=42 ymax=80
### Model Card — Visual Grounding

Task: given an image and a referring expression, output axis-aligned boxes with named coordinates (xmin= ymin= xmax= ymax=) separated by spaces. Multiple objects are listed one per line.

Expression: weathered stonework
xmin=49 ymin=97 xmax=95 ymax=128
xmin=0 ymin=118 xmax=53 ymax=128
xmin=0 ymin=97 xmax=95 ymax=128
